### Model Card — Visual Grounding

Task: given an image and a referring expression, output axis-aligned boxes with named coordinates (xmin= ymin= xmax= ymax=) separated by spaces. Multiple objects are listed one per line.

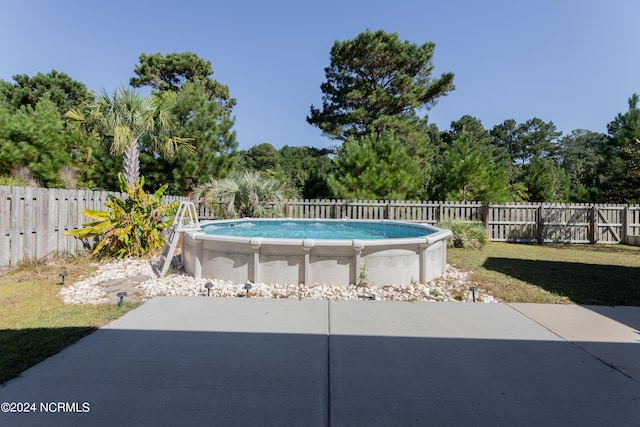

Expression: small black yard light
xmin=244 ymin=281 xmax=253 ymax=298
xmin=117 ymin=291 xmax=127 ymax=308
xmin=204 ymin=282 xmax=213 ymax=297
xmin=59 ymin=270 xmax=68 ymax=285
xmin=469 ymin=286 xmax=477 ymax=303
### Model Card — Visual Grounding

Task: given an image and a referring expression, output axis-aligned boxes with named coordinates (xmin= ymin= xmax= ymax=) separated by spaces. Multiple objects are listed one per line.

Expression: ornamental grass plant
xmin=437 ymin=218 xmax=488 ymax=249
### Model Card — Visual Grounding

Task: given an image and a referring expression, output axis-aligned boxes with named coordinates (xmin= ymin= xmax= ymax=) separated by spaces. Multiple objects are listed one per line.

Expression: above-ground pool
xmin=183 ymin=218 xmax=452 ymax=287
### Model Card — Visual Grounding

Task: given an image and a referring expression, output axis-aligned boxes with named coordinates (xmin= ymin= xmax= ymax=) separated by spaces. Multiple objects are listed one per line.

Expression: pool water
xmin=201 ymin=220 xmax=435 ymax=240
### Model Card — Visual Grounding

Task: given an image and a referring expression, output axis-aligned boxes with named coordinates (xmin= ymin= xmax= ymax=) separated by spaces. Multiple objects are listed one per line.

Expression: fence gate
xmin=593 ymin=206 xmax=625 ymax=244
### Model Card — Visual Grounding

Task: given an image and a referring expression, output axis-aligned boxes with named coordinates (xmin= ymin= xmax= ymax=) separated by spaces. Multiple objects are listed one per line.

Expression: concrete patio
xmin=1 ymin=298 xmax=638 ymax=426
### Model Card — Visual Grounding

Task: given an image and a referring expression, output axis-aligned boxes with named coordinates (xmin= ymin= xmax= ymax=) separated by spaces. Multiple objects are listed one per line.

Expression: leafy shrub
xmin=66 ymin=173 xmax=176 ymax=258
xmin=437 ymin=218 xmax=487 ymax=249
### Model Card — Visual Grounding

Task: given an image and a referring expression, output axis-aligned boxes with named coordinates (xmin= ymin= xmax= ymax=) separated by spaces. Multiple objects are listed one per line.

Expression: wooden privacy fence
xmin=2 ymin=187 xmax=640 ymax=266
xmin=0 ymin=186 xmax=188 ymax=267
xmin=284 ymin=199 xmax=640 ymax=246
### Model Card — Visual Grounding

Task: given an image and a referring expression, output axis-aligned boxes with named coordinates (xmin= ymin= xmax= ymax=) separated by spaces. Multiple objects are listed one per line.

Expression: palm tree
xmin=193 ymin=171 xmax=288 ymax=218
xmin=66 ymin=87 xmax=192 ymax=188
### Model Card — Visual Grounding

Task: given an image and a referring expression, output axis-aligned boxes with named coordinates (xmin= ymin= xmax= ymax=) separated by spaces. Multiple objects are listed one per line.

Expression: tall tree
xmin=307 ymin=29 xmax=454 ymax=144
xmin=240 ymin=142 xmax=282 ymax=173
xmin=490 ymin=119 xmax=520 ymax=164
xmin=328 ymin=131 xmax=421 ymax=200
xmin=557 ymin=129 xmax=608 ymax=201
xmin=131 ymin=52 xmax=238 ymax=192
xmin=0 ymin=70 xmax=98 ymax=188
xmin=0 ymin=70 xmax=92 ymax=115
xmin=140 ymin=81 xmax=238 ymax=194
xmin=443 ymin=115 xmax=491 ymax=147
xmin=0 ymin=99 xmax=76 ymax=187
xmin=130 ymin=52 xmax=235 ymax=111
xmin=489 ymin=117 xmax=564 ymax=201
xmin=237 ymin=144 xmax=335 ymax=199
xmin=516 ymin=118 xmax=562 ymax=164
xmin=489 ymin=118 xmax=522 ymax=182
xmin=603 ymin=94 xmax=640 ymax=202
xmin=278 ymin=146 xmax=334 ymax=199
xmin=490 ymin=118 xmax=561 ymax=166
xmin=78 ymin=134 xmax=124 ymax=190
xmin=430 ymin=131 xmax=510 ymax=202
xmin=66 ymin=87 xmax=192 ymax=187
xmin=522 ymin=158 xmax=570 ymax=202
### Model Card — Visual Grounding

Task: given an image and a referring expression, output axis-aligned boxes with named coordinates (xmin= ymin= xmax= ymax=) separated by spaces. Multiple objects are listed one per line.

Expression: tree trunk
xmin=123 ymin=138 xmax=140 ymax=188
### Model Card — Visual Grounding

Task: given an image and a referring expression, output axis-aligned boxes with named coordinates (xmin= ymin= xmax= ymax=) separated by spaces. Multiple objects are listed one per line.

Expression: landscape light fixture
xmin=469 ymin=286 xmax=477 ymax=303
xmin=59 ymin=271 xmax=68 ymax=285
xmin=116 ymin=291 xmax=128 ymax=308
xmin=204 ymin=282 xmax=213 ymax=297
xmin=244 ymin=281 xmax=253 ymax=298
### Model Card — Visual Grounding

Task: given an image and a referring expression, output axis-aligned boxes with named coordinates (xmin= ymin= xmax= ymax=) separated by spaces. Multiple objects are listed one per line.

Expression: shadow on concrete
xmin=330 ymin=335 xmax=640 ymax=426
xmin=584 ymin=305 xmax=640 ymax=333
xmin=482 ymin=258 xmax=640 ymax=306
xmin=1 ymin=328 xmax=639 ymax=427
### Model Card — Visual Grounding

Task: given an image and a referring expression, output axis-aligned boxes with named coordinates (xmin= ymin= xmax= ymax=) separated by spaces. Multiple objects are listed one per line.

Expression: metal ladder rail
xmin=157 ymin=201 xmax=200 ymax=277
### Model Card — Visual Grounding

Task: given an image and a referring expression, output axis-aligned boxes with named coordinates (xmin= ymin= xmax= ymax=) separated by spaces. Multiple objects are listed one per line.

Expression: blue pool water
xmin=200 ymin=220 xmax=434 ymax=240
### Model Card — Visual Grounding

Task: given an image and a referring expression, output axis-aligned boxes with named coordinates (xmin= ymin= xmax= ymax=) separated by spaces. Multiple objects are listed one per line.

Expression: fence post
xmin=23 ymin=187 xmax=34 ymax=260
xmin=0 ymin=187 xmax=8 ymax=266
xmin=537 ymin=205 xmax=545 ymax=243
xmin=10 ymin=186 xmax=23 ymax=264
xmin=589 ymin=205 xmax=598 ymax=244
xmin=482 ymin=203 xmax=491 ymax=238
xmin=622 ymin=205 xmax=629 ymax=245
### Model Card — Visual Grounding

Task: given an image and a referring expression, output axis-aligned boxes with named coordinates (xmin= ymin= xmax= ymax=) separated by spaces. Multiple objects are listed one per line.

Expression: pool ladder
xmin=157 ymin=201 xmax=200 ymax=277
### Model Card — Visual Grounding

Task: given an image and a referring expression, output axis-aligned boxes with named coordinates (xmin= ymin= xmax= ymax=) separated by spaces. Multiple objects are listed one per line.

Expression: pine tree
xmin=308 ymin=29 xmax=454 ymax=146
xmin=140 ymin=81 xmax=238 ymax=195
xmin=431 ymin=132 xmax=510 ymax=202
xmin=603 ymin=94 xmax=640 ymax=202
xmin=328 ymin=132 xmax=421 ymax=200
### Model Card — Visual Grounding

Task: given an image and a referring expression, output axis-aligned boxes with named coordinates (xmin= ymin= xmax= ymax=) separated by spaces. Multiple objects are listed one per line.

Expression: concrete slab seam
xmin=506 ymin=303 xmax=566 ymax=341
xmin=507 ymin=304 xmax=640 ymax=385
xmin=327 ymin=300 xmax=332 ymax=427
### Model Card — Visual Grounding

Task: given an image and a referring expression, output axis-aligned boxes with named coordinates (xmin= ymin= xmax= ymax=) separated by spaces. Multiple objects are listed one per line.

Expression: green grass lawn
xmin=448 ymin=242 xmax=640 ymax=305
xmin=0 ymin=256 xmax=140 ymax=384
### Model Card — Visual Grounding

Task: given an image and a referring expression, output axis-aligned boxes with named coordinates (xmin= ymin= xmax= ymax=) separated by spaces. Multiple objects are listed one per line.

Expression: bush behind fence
xmin=1 ymin=187 xmax=639 ymax=266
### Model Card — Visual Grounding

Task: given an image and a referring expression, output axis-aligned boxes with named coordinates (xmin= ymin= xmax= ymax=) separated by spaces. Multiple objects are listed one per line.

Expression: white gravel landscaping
xmin=59 ymin=256 xmax=498 ymax=305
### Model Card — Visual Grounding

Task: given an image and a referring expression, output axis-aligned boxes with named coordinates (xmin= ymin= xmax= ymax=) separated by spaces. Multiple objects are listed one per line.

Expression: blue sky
xmin=1 ymin=0 xmax=639 ymax=150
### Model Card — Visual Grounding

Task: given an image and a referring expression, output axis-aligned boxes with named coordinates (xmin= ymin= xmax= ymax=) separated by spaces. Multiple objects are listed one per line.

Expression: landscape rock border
xmin=59 ymin=256 xmax=499 ymax=305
